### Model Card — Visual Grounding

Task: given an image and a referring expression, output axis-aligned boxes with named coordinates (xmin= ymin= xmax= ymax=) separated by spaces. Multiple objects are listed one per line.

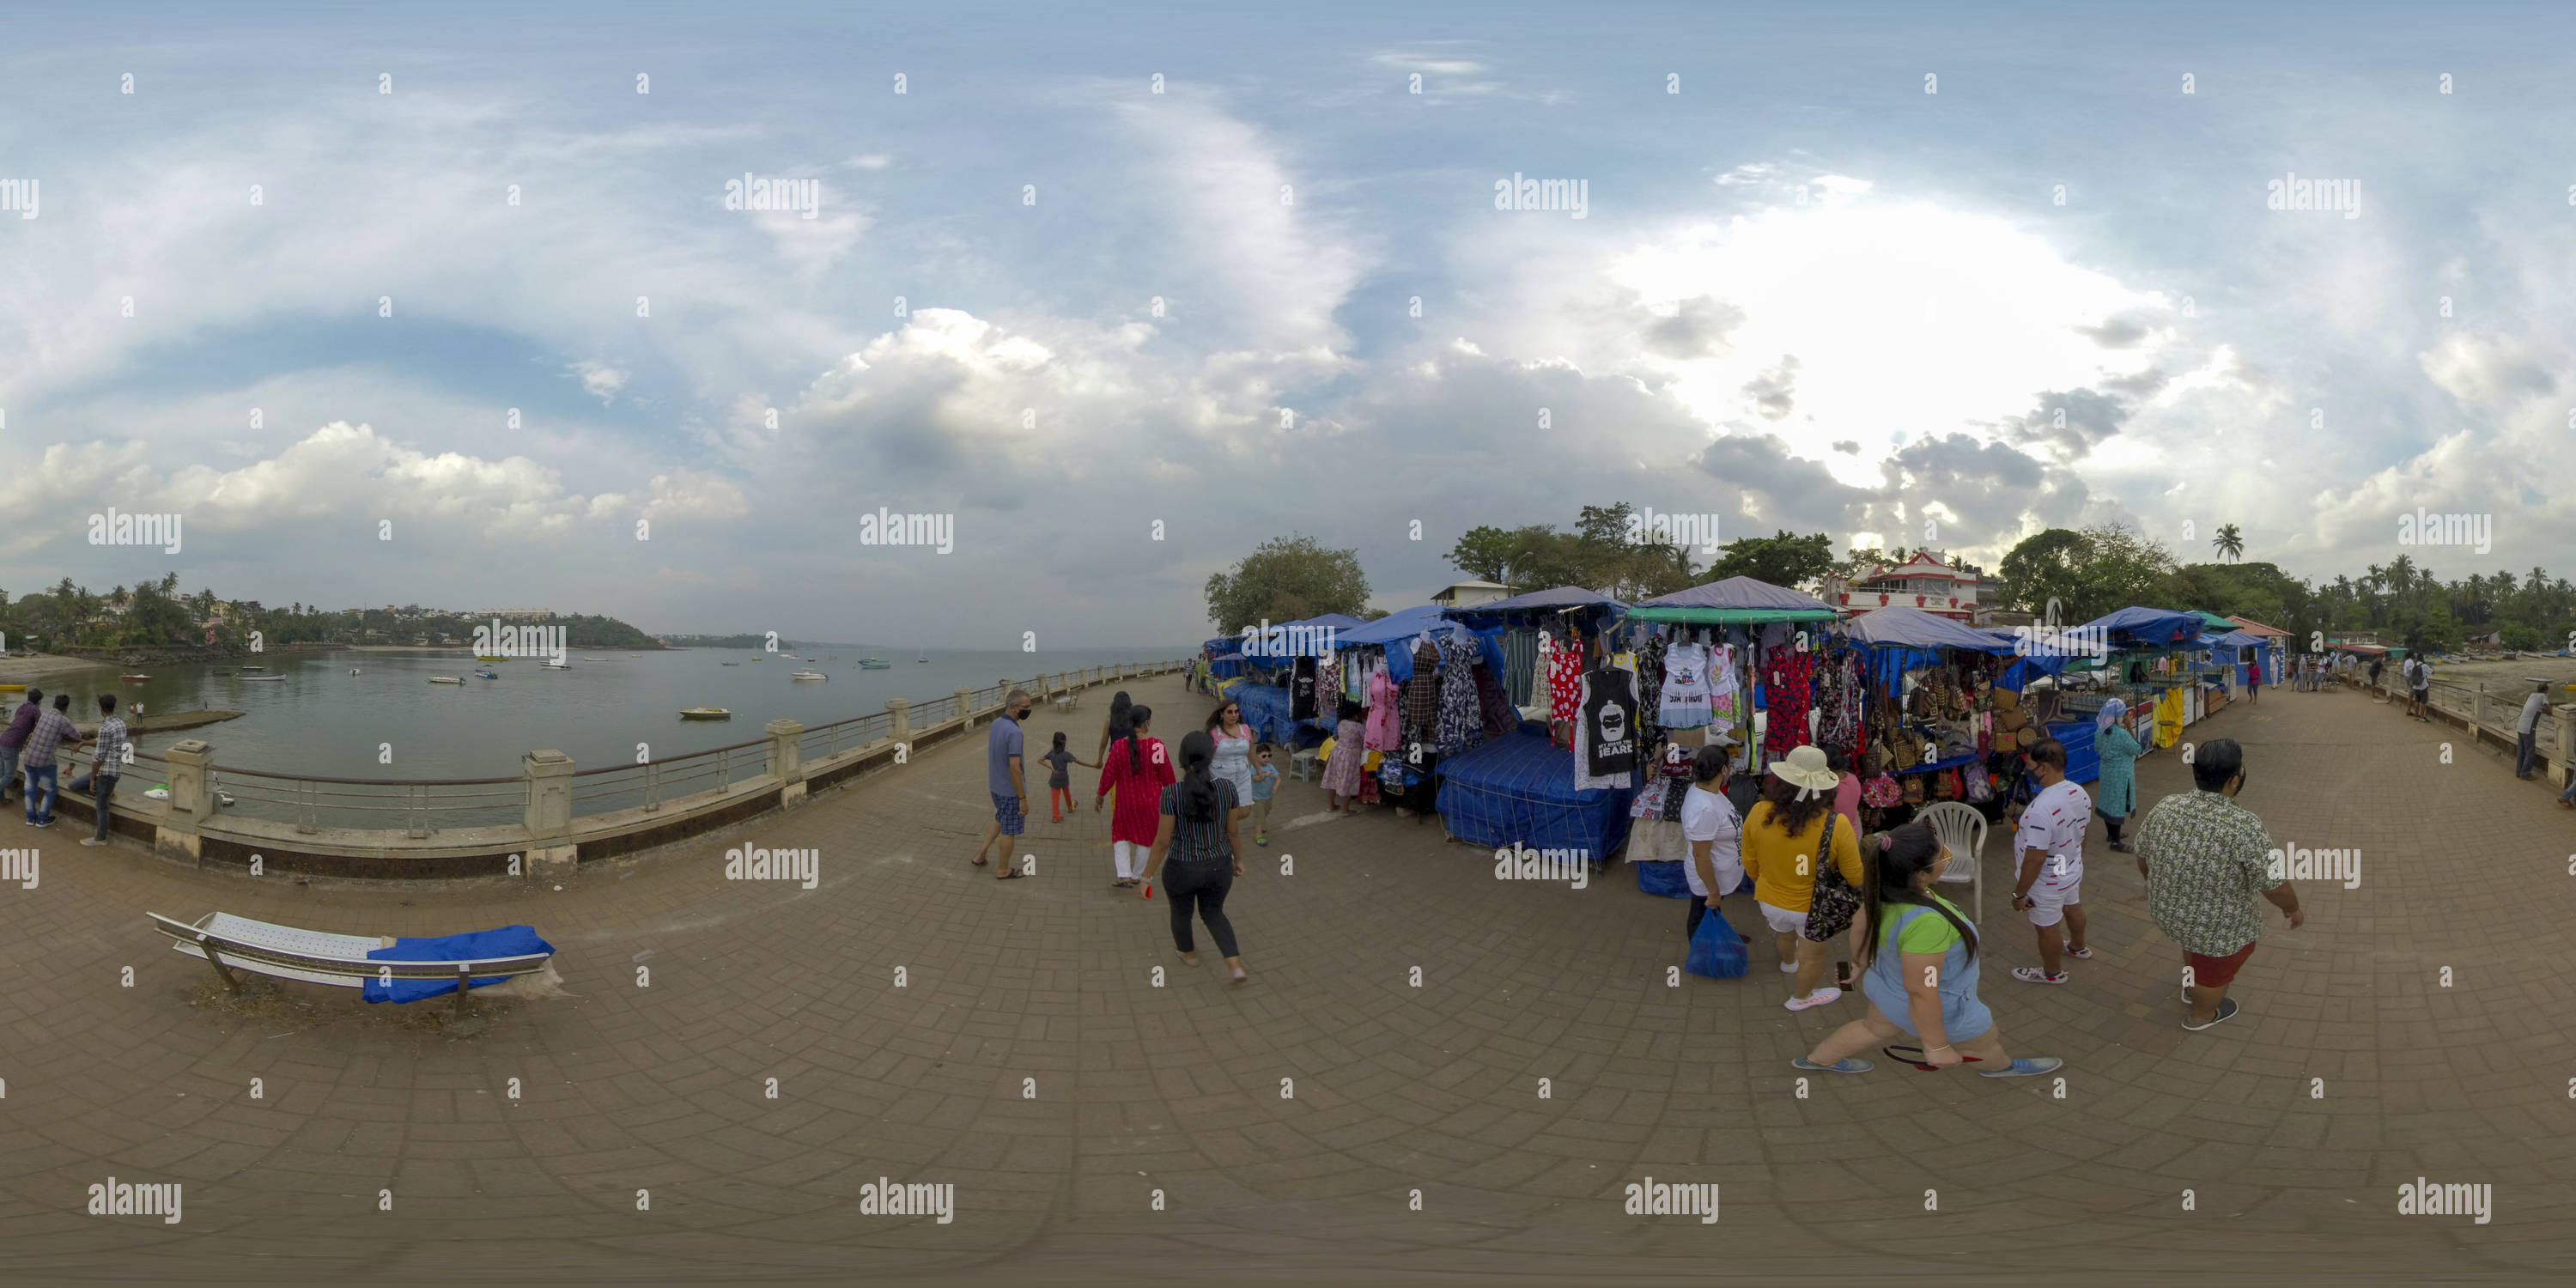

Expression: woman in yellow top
xmin=1741 ymin=745 xmax=1866 ymax=1012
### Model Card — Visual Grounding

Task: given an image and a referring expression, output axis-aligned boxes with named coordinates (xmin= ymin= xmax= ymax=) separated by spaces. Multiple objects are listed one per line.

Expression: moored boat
xmin=428 ymin=676 xmax=464 ymax=684
xmin=791 ymin=671 xmax=827 ymax=680
xmin=679 ymin=707 xmax=731 ymax=720
xmin=239 ymin=674 xmax=284 ymax=682
xmin=121 ymin=673 xmax=152 ymax=681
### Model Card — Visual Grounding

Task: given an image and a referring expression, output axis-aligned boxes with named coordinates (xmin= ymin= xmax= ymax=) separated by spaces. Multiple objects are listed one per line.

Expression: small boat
xmin=120 ymin=673 xmax=151 ymax=681
xmin=542 ymin=659 xmax=569 ymax=670
xmin=239 ymin=665 xmax=266 ymax=672
xmin=475 ymin=669 xmax=499 ymax=679
xmin=475 ymin=654 xmax=506 ymax=663
xmin=428 ymin=676 xmax=464 ymax=684
xmin=859 ymin=657 xmax=892 ymax=670
xmin=0 ymin=683 xmax=24 ymax=692
xmin=349 ymin=668 xmax=361 ymax=675
xmin=679 ymin=707 xmax=731 ymax=720
xmin=239 ymin=673 xmax=284 ymax=682
xmin=750 ymin=656 xmax=763 ymax=662
xmin=791 ymin=671 xmax=827 ymax=681
xmin=629 ymin=653 xmax=641 ymax=658
xmin=826 ymin=656 xmax=837 ymax=661
xmin=720 ymin=662 xmax=739 ymax=666
xmin=916 ymin=652 xmax=928 ymax=663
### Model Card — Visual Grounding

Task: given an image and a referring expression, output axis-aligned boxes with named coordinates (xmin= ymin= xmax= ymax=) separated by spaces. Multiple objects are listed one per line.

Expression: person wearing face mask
xmin=973 ymin=690 xmax=1037 ymax=878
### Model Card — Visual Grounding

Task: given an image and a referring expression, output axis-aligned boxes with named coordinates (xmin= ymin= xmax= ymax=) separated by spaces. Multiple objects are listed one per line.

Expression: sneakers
xmin=27 ymin=818 xmax=51 ymax=829
xmin=1790 ymin=1056 xmax=1872 ymax=1074
xmin=2011 ymin=967 xmax=2068 ymax=984
xmin=78 ymin=837 xmax=105 ymax=847
xmin=1978 ymin=1056 xmax=2064 ymax=1078
xmin=2065 ymin=945 xmax=2093 ymax=960
xmin=1783 ymin=987 xmax=1841 ymax=1012
xmin=2182 ymin=996 xmax=2241 ymax=1030
xmin=1778 ymin=962 xmax=1800 ymax=975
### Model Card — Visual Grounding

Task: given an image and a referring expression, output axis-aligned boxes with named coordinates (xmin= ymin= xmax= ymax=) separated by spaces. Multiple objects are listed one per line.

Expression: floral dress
xmin=1547 ymin=634 xmax=1583 ymax=730
xmin=1323 ymin=718 xmax=1368 ymax=796
xmin=1761 ymin=647 xmax=1815 ymax=758
xmin=1437 ymin=635 xmax=1483 ymax=752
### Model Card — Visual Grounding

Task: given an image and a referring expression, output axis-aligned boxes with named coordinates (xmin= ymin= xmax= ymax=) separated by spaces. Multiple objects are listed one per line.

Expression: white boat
xmin=428 ymin=676 xmax=464 ymax=684
xmin=239 ymin=674 xmax=284 ymax=682
xmin=542 ymin=659 xmax=570 ymax=670
xmin=791 ymin=671 xmax=827 ymax=681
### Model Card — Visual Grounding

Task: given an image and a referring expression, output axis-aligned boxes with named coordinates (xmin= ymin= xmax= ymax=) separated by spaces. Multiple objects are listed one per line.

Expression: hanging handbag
xmin=1801 ymin=811 xmax=1860 ymax=941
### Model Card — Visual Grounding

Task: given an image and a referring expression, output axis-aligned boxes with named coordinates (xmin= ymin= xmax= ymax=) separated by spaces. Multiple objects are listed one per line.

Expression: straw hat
xmin=1766 ymin=745 xmax=1840 ymax=799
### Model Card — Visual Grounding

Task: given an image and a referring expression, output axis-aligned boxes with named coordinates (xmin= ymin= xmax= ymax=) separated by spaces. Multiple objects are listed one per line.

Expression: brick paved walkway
xmin=0 ymin=676 xmax=2569 ymax=1282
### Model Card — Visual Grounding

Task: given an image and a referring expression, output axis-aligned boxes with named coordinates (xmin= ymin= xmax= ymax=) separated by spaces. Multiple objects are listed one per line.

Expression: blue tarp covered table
xmin=1231 ymin=683 xmax=1314 ymax=749
xmin=1435 ymin=726 xmax=1634 ymax=862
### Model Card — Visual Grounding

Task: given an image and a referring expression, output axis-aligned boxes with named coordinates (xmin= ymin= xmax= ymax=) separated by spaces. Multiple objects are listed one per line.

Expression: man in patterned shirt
xmin=19 ymin=693 xmax=78 ymax=829
xmin=70 ymin=692 xmax=126 ymax=846
xmin=2132 ymin=738 xmax=2302 ymax=1032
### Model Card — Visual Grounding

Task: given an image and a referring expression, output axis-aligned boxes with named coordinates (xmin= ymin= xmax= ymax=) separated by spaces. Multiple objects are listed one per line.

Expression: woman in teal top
xmin=1791 ymin=823 xmax=2063 ymax=1078
xmin=2093 ymin=696 xmax=2143 ymax=852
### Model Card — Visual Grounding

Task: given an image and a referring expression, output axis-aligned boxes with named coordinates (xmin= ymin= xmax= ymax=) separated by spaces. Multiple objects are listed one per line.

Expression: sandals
xmin=1790 ymin=1056 xmax=1872 ymax=1074
xmin=2065 ymin=945 xmax=2093 ymax=960
xmin=2011 ymin=967 xmax=2068 ymax=984
xmin=1978 ymin=1056 xmax=2064 ymax=1078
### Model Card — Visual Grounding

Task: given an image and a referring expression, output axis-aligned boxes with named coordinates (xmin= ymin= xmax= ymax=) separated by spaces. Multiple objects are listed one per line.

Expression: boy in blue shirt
xmin=1249 ymin=742 xmax=1279 ymax=846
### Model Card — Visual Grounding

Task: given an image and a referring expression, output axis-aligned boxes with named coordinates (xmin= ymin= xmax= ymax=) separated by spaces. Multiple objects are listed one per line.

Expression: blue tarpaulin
xmin=362 ymin=925 xmax=553 ymax=1003
xmin=1231 ymin=683 xmax=1305 ymax=747
xmin=2075 ymin=606 xmax=2203 ymax=647
xmin=1434 ymin=726 xmax=1634 ymax=860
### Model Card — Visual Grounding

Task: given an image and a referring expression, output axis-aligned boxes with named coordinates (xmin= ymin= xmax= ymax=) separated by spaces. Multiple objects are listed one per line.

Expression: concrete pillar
xmin=955 ymin=687 xmax=974 ymax=728
xmin=155 ymin=738 xmax=211 ymax=860
xmin=887 ymin=698 xmax=910 ymax=742
xmin=767 ymin=718 xmax=807 ymax=809
xmin=523 ymin=750 xmax=577 ymax=880
xmin=2473 ymin=682 xmax=2489 ymax=730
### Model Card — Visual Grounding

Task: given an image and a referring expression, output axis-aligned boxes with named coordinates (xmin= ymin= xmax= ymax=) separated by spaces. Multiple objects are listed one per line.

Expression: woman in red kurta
xmin=1095 ymin=706 xmax=1174 ymax=886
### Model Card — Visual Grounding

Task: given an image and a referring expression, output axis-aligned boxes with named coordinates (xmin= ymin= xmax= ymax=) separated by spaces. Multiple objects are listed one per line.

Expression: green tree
xmin=1204 ymin=533 xmax=1371 ymax=633
xmin=1705 ymin=530 xmax=1835 ymax=592
xmin=2212 ymin=523 xmax=2244 ymax=562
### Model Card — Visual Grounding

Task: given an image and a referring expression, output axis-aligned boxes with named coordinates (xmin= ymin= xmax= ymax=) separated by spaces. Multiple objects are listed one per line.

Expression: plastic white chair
xmin=1913 ymin=801 xmax=1988 ymax=924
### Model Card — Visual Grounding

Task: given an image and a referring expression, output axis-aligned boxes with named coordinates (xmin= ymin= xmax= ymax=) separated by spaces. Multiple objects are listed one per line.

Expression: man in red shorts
xmin=2130 ymin=738 xmax=2303 ymax=1030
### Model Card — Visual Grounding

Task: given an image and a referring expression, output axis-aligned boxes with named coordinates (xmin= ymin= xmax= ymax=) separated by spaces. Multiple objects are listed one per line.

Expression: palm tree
xmin=2212 ymin=524 xmax=2245 ymax=562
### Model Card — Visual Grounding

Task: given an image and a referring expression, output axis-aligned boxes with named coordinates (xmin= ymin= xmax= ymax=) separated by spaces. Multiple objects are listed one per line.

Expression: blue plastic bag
xmin=1686 ymin=905 xmax=1747 ymax=978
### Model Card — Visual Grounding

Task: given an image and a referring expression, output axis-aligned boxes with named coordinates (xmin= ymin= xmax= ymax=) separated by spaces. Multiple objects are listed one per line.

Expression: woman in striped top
xmin=1140 ymin=731 xmax=1249 ymax=982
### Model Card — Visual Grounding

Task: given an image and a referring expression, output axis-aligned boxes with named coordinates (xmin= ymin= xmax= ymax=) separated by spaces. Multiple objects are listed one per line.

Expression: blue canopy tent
xmin=2075 ymin=605 xmax=2204 ymax=648
xmin=1441 ymin=586 xmax=1627 ymax=708
xmin=1846 ymin=605 xmax=2018 ymax=694
xmin=1338 ymin=605 xmax=1510 ymax=683
xmin=1448 ymin=584 xmax=1626 ymax=620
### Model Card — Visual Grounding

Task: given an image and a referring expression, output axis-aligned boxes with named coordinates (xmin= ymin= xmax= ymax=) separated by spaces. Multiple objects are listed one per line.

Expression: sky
xmin=3 ymin=1 xmax=2569 ymax=647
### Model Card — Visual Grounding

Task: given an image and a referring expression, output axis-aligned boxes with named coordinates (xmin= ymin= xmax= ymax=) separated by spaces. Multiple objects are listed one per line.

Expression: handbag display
xmin=1801 ymin=812 xmax=1860 ymax=941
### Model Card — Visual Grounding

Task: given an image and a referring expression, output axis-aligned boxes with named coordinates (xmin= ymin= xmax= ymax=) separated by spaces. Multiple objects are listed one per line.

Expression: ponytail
xmin=1125 ymin=706 xmax=1152 ymax=773
xmin=1176 ymin=731 xmax=1219 ymax=823
xmin=1855 ymin=823 xmax=1978 ymax=969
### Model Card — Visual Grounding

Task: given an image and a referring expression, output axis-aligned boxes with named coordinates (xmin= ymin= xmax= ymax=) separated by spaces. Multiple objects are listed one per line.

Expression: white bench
xmin=148 ymin=912 xmax=555 ymax=1014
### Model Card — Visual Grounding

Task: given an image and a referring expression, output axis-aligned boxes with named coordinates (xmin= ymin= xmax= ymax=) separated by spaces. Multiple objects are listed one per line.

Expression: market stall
xmin=1607 ymin=577 xmax=1843 ymax=895
xmin=1844 ymin=605 xmax=2032 ymax=824
xmin=1329 ymin=605 xmax=1523 ymax=816
xmin=2051 ymin=606 xmax=2204 ymax=757
xmin=1443 ymin=585 xmax=1629 ymax=724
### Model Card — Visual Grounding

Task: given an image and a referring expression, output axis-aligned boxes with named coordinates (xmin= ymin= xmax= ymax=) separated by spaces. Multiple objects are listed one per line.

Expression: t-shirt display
xmin=1658 ymin=642 xmax=1714 ymax=728
xmin=1574 ymin=665 xmax=1639 ymax=790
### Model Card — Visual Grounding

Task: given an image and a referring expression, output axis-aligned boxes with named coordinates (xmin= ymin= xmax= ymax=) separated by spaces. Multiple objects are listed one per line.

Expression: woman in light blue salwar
xmin=2092 ymin=696 xmax=2142 ymax=853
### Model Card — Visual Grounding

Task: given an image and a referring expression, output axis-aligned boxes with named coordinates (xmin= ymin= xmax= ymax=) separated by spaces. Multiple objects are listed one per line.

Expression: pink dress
xmin=1365 ymin=670 xmax=1400 ymax=750
xmin=1322 ymin=718 xmax=1367 ymax=796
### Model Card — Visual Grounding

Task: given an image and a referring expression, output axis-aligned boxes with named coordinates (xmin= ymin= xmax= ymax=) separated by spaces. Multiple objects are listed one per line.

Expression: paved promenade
xmin=0 ymin=675 xmax=2569 ymax=1283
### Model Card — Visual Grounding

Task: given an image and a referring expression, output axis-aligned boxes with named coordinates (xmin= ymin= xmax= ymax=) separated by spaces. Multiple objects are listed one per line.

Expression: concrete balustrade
xmin=96 ymin=659 xmax=1185 ymax=881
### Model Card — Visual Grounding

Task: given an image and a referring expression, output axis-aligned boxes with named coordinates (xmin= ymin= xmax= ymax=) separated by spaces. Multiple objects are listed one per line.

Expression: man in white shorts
xmin=2010 ymin=737 xmax=2092 ymax=983
xmin=1680 ymin=736 xmax=1745 ymax=951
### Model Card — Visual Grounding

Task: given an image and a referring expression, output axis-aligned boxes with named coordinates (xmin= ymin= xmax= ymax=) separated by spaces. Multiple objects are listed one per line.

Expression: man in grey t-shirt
xmin=974 ymin=690 xmax=1035 ymax=877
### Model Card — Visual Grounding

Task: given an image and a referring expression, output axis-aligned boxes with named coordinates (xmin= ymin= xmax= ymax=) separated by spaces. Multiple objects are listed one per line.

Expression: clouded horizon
xmin=4 ymin=1 xmax=2567 ymax=646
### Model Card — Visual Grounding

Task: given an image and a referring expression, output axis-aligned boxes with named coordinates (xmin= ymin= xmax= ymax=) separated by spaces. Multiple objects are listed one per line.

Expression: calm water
xmin=64 ymin=646 xmax=1182 ymax=782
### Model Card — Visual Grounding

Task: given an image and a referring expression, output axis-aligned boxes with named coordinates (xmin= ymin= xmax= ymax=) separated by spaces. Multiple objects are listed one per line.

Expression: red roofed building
xmin=1830 ymin=550 xmax=1979 ymax=621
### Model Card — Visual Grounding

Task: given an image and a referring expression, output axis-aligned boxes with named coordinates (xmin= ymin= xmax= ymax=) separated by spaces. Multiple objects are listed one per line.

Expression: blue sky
xmin=3 ymin=2 xmax=2568 ymax=644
